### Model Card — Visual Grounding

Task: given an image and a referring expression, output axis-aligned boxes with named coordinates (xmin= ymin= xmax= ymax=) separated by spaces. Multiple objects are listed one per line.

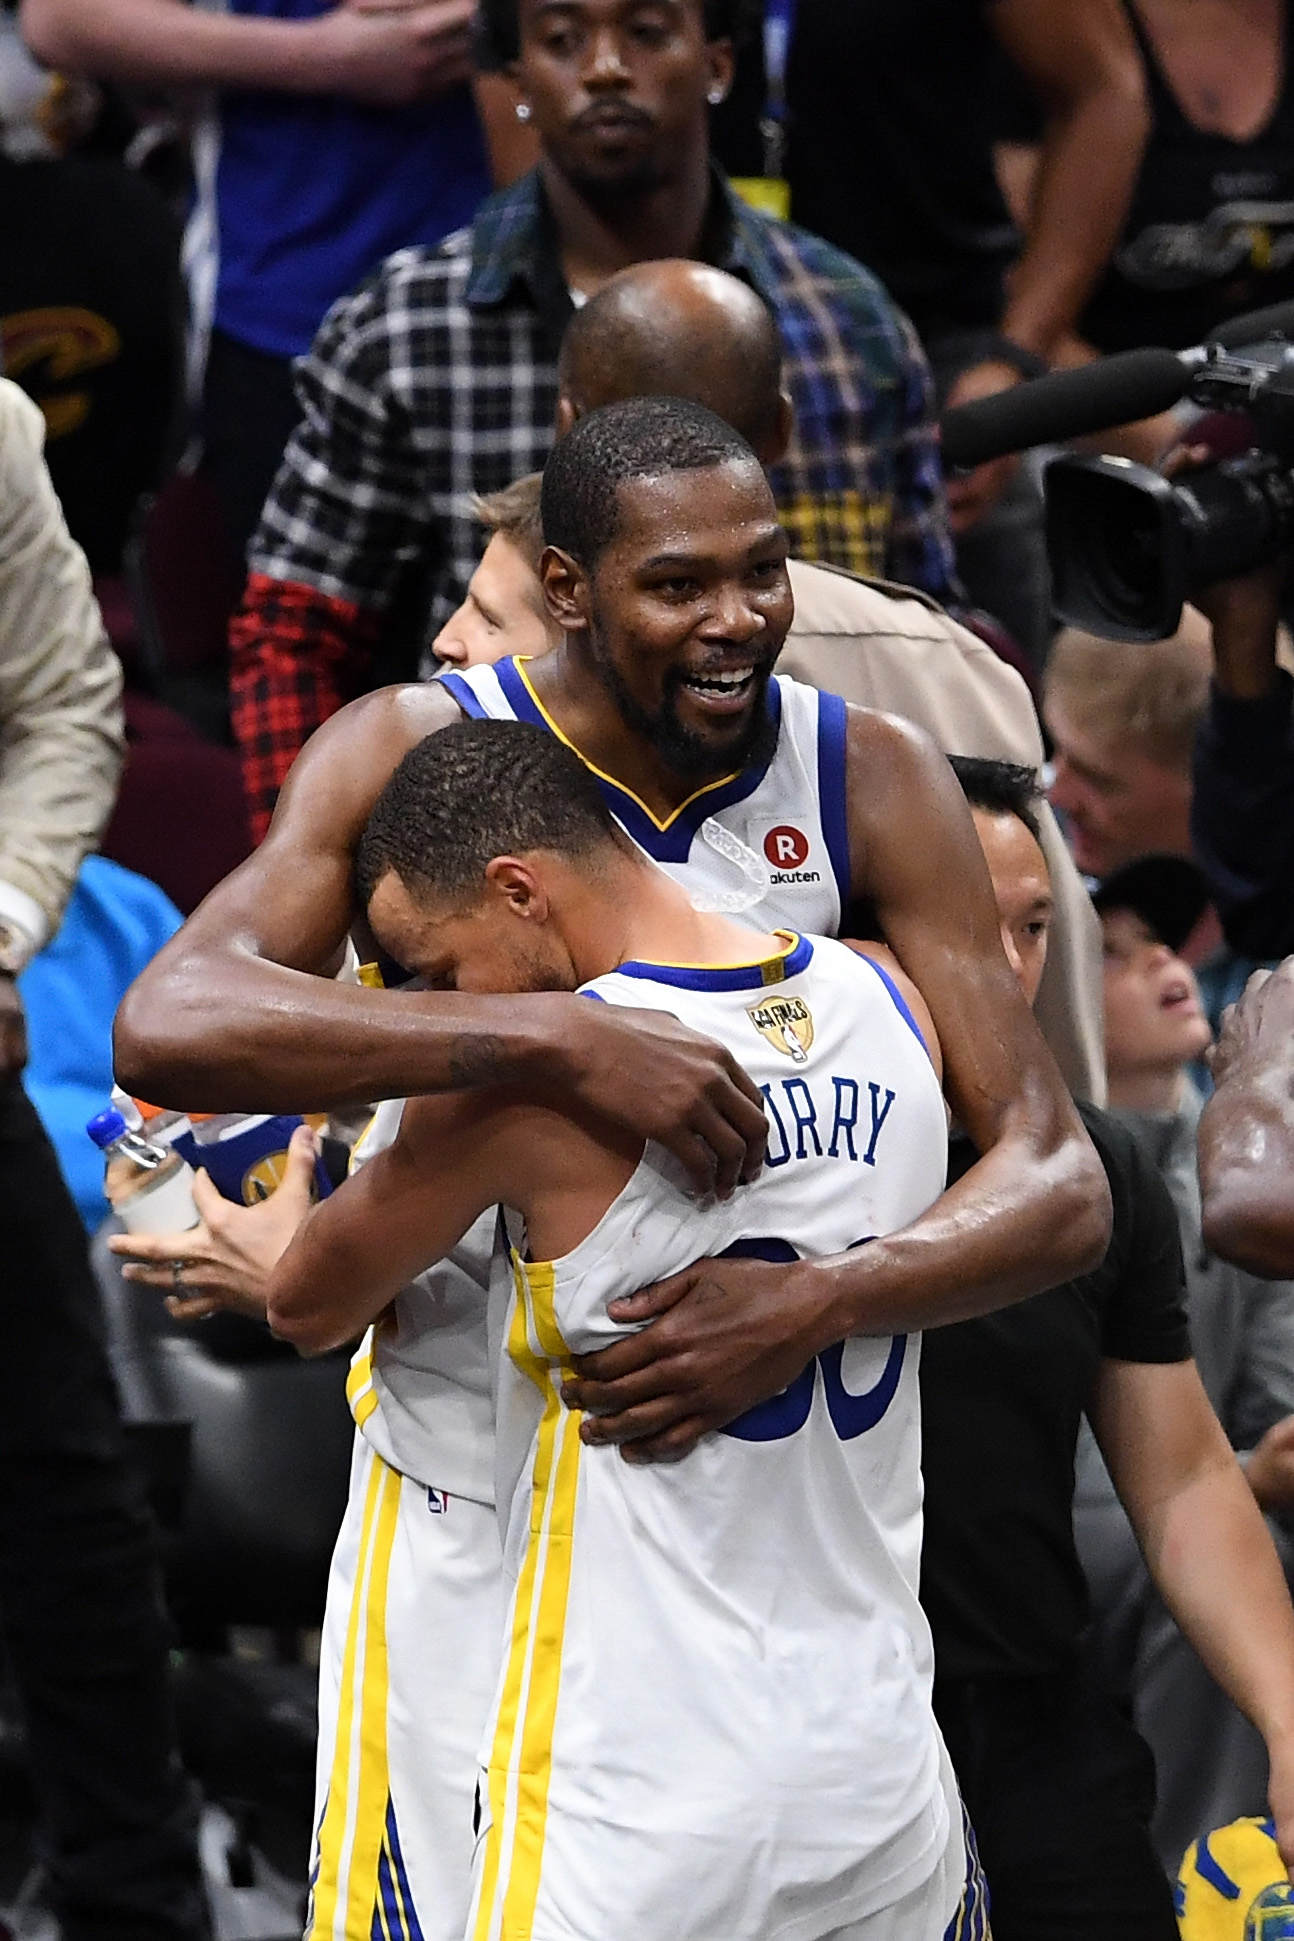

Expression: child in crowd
xmin=1074 ymin=855 xmax=1294 ymax=1870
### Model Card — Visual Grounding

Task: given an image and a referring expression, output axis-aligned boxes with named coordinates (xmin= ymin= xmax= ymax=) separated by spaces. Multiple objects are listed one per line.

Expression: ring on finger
xmin=171 ymin=1259 xmax=186 ymax=1287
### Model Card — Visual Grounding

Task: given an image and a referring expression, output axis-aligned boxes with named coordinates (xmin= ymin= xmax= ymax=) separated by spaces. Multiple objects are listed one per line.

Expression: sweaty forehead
xmin=606 ymin=461 xmax=779 ymax=555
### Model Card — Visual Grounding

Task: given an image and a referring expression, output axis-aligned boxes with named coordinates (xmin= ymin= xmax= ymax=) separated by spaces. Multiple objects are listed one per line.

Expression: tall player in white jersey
xmin=268 ymin=717 xmax=987 ymax=1941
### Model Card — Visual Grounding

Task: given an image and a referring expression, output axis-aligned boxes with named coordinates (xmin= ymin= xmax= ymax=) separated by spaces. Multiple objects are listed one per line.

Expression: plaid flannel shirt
xmin=233 ymin=167 xmax=956 ymax=834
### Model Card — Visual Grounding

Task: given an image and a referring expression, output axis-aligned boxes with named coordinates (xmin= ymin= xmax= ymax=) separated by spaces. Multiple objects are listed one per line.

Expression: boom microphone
xmin=939 ymin=347 xmax=1189 ymax=469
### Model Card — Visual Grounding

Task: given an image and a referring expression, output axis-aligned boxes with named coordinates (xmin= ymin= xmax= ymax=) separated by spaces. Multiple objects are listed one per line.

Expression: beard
xmin=587 ymin=618 xmax=779 ymax=784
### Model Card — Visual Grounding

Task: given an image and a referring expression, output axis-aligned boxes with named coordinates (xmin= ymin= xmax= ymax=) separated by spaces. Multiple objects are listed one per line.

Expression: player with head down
xmin=269 ymin=713 xmax=981 ymax=1941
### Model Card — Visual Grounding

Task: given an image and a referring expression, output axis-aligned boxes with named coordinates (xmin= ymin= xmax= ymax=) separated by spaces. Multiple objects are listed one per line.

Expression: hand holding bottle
xmin=108 ymin=1122 xmax=320 ymax=1324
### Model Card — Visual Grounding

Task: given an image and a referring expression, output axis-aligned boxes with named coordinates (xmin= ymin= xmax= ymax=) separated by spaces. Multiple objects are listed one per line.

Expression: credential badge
xmin=747 ymin=995 xmax=814 ymax=1063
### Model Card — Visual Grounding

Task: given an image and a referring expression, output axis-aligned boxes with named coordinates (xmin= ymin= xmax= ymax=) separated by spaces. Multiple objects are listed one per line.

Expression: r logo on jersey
xmin=763 ymin=825 xmax=810 ymax=870
xmin=753 ymin=822 xmax=822 ymax=887
xmin=747 ymin=995 xmax=814 ymax=1063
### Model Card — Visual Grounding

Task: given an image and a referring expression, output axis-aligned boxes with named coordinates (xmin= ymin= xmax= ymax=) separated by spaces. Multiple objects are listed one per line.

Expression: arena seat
xmin=89 ymin=1227 xmax=352 ymax=1632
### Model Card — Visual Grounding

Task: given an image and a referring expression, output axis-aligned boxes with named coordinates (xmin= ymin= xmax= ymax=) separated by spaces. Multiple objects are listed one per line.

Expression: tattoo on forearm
xmin=447 ymin=1035 xmax=509 ymax=1088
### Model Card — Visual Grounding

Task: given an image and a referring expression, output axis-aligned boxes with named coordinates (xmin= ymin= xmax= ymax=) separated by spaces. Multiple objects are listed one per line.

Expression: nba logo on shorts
xmin=764 ymin=826 xmax=809 ymax=869
xmin=427 ymin=1488 xmax=449 ymax=1514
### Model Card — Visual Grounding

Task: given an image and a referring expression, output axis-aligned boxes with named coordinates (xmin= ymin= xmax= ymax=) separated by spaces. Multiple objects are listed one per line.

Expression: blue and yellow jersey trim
xmin=608 ymin=927 xmax=813 ymax=993
xmin=439 ymin=657 xmax=788 ymax=865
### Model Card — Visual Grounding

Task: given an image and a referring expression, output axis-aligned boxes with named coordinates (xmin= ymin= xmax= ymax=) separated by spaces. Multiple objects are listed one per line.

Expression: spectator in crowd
xmin=1002 ymin=0 xmax=1294 ymax=361
xmin=1074 ymin=853 xmax=1294 ymax=1871
xmin=19 ymin=0 xmax=496 ymax=565
xmin=1043 ymin=609 xmax=1212 ymax=878
xmin=923 ymin=755 xmax=1294 ymax=1941
xmin=0 ymin=16 xmax=183 ymax=576
xmin=776 ymin=0 xmax=1148 ymax=662
xmin=429 ymin=473 xmax=559 ymax=668
xmin=227 ymin=0 xmax=958 ymax=835
xmin=1199 ymin=958 xmax=1294 ymax=1278
xmin=0 ymin=375 xmax=208 ymax=1940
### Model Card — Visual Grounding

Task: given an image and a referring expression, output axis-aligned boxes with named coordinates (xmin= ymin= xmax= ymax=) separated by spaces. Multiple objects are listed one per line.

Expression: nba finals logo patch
xmin=747 ymin=995 xmax=814 ymax=1063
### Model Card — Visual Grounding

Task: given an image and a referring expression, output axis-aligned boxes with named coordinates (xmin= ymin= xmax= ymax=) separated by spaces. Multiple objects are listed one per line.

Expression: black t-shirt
xmin=0 ymin=154 xmax=183 ymax=573
xmin=1081 ymin=0 xmax=1294 ymax=353
xmin=919 ymin=1102 xmax=1190 ymax=1684
xmin=782 ymin=0 xmax=1019 ymax=343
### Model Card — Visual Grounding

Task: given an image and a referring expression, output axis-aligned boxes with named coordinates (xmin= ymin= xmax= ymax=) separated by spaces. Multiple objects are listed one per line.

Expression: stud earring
xmin=516 ymin=101 xmax=531 ymax=121
xmin=707 ymin=86 xmax=726 ymax=104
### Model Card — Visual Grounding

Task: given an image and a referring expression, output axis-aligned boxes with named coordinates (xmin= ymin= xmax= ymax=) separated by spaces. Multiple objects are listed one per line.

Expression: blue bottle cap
xmin=86 ymin=1107 xmax=128 ymax=1150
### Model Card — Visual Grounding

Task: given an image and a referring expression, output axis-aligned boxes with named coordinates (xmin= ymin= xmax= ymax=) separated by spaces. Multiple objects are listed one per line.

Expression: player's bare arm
xmin=1199 ymin=963 xmax=1294 ymax=1277
xmin=565 ymin=709 xmax=1111 ymax=1458
xmin=114 ymin=685 xmax=767 ymax=1195
xmin=268 ymin=1087 xmax=641 ymax=1354
xmin=1091 ymin=1354 xmax=1294 ymax=1872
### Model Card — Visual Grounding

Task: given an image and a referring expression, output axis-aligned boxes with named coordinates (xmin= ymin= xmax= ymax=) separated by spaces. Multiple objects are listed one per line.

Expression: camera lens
xmin=1046 ymin=455 xmax=1190 ymax=639
xmin=1086 ymin=501 xmax=1167 ymax=630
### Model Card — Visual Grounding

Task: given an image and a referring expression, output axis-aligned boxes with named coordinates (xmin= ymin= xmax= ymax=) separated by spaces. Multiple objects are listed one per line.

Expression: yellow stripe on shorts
xmin=346 ymin=1332 xmax=379 ymax=1429
xmin=473 ymin=1257 xmax=581 ymax=1941
xmin=308 ymin=1446 xmax=401 ymax=1939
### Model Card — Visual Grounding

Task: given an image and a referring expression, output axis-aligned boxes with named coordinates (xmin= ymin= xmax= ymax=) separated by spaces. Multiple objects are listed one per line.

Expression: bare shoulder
xmin=840 ymin=940 xmax=944 ymax=1082
xmin=842 ymin=701 xmax=953 ymax=795
xmin=265 ymin=681 xmax=465 ymax=853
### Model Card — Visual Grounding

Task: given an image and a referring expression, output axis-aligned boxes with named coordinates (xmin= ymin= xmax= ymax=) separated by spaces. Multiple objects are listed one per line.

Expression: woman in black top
xmin=1082 ymin=0 xmax=1294 ymax=353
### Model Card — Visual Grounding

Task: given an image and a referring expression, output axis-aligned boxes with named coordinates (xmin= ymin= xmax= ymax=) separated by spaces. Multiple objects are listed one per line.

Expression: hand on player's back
xmin=561 ymin=1252 xmax=821 ymax=1462
xmin=570 ymin=1003 xmax=768 ymax=1200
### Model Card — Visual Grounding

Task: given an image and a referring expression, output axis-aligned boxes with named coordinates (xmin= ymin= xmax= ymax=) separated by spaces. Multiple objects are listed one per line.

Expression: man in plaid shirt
xmin=231 ymin=0 xmax=957 ymax=838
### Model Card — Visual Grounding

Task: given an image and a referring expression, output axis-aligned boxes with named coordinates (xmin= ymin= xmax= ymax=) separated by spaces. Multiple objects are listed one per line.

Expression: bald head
xmin=557 ymin=261 xmax=791 ymax=462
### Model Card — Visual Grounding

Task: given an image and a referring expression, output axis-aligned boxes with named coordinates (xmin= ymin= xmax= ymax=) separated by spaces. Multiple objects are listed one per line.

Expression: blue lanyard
xmin=760 ymin=0 xmax=795 ymax=176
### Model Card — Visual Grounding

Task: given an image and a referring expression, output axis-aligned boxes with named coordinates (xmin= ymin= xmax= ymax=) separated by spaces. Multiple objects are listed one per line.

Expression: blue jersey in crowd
xmin=200 ymin=0 xmax=492 ymax=359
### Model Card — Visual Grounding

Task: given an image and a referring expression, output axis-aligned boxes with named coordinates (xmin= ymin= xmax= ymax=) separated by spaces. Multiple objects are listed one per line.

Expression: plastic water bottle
xmin=87 ymin=1108 xmax=200 ymax=1235
xmin=1246 ymin=1883 xmax=1294 ymax=1938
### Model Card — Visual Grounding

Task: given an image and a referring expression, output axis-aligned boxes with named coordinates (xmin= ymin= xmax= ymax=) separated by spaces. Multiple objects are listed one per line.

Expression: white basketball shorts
xmin=306 ymin=1433 xmax=502 ymax=1941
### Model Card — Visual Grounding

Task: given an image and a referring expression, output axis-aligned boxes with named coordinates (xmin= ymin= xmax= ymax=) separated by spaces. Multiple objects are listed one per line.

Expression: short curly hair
xmin=356 ymin=719 xmax=617 ymax=906
xmin=478 ymin=0 xmax=760 ymax=66
xmin=541 ymin=393 xmax=759 ymax=568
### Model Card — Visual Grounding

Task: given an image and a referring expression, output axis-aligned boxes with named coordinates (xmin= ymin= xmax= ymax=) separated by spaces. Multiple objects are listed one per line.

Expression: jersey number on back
xmin=717 ymin=1239 xmax=906 ymax=1444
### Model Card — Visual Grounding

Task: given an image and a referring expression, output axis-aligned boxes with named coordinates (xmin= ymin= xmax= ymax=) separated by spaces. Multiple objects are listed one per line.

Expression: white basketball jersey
xmin=348 ymin=661 xmax=856 ymax=1499
xmin=437 ymin=656 xmax=850 ymax=934
xmin=473 ymin=932 xmax=951 ymax=1941
xmin=345 ymin=1098 xmax=496 ymax=1502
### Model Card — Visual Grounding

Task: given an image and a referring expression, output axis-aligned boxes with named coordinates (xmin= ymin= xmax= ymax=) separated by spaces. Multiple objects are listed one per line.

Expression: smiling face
xmin=433 ymin=534 xmax=557 ymax=669
xmin=515 ymin=0 xmax=728 ymax=201
xmin=1101 ymin=907 xmax=1212 ymax=1087
xmin=545 ymin=459 xmax=793 ymax=780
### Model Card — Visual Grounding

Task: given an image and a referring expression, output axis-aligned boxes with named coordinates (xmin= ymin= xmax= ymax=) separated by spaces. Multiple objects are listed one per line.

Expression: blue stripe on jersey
xmin=857 ymin=953 xmax=933 ymax=1065
xmin=434 ymin=671 xmax=490 ymax=719
xmin=384 ymin=1800 xmax=425 ymax=1940
xmin=815 ymin=688 xmax=851 ymax=906
xmin=492 ymin=658 xmax=786 ymax=864
xmin=611 ymin=930 xmax=813 ymax=993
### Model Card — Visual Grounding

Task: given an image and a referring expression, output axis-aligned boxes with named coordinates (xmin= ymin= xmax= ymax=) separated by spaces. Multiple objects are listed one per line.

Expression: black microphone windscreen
xmin=1209 ymin=300 xmax=1294 ymax=349
xmin=939 ymin=347 xmax=1189 ymax=469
